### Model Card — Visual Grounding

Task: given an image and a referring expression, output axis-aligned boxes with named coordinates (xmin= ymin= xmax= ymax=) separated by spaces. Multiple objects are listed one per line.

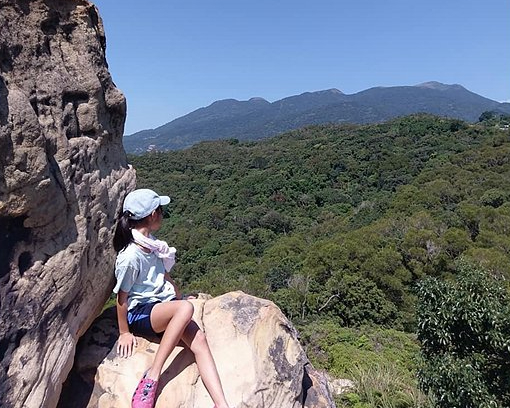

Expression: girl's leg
xmin=181 ymin=321 xmax=230 ymax=408
xmin=144 ymin=300 xmax=194 ymax=380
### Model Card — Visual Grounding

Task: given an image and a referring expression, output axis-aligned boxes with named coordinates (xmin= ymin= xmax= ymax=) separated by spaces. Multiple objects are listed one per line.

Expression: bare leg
xmin=145 ymin=300 xmax=194 ymax=380
xmin=181 ymin=321 xmax=230 ymax=408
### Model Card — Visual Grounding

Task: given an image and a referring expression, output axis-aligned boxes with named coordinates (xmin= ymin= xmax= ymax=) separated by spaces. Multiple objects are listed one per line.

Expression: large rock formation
xmin=59 ymin=292 xmax=335 ymax=408
xmin=0 ymin=1 xmax=135 ymax=407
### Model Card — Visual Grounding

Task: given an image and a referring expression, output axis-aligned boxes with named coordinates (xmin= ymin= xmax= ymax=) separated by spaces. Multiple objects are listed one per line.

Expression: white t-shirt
xmin=113 ymin=242 xmax=176 ymax=310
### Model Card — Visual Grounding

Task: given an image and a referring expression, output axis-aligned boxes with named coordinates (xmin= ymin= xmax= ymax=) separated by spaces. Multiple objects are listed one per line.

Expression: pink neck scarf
xmin=131 ymin=229 xmax=176 ymax=272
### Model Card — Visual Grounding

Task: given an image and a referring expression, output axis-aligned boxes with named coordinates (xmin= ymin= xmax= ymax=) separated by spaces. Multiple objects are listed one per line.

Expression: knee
xmin=180 ymin=300 xmax=194 ymax=320
xmin=191 ymin=329 xmax=209 ymax=352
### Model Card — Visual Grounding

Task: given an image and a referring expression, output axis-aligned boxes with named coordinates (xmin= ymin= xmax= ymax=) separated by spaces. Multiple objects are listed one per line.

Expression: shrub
xmin=347 ymin=364 xmax=432 ymax=408
xmin=297 ymin=320 xmax=430 ymax=407
xmin=416 ymin=260 xmax=510 ymax=407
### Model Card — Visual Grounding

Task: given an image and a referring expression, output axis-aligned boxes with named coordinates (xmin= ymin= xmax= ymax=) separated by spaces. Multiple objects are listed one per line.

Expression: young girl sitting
xmin=112 ymin=188 xmax=232 ymax=408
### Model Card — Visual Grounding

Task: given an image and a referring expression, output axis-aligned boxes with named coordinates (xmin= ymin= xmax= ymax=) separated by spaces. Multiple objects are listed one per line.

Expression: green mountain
xmin=129 ymin=114 xmax=510 ymax=329
xmin=124 ymin=82 xmax=510 ymax=153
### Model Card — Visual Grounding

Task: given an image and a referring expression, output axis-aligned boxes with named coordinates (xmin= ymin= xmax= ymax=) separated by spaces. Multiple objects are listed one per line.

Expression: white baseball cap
xmin=123 ymin=189 xmax=170 ymax=220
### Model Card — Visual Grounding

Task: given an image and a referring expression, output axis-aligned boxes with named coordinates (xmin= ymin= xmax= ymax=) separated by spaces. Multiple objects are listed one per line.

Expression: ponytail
xmin=113 ymin=211 xmax=134 ymax=253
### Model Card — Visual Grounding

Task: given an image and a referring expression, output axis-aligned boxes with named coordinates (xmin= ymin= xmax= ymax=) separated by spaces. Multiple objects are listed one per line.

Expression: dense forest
xmin=128 ymin=114 xmax=510 ymax=407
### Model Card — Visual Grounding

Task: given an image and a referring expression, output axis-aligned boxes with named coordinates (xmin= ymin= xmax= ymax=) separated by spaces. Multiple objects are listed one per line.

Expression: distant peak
xmin=210 ymin=98 xmax=240 ymax=105
xmin=249 ymin=97 xmax=269 ymax=103
xmin=315 ymin=88 xmax=344 ymax=95
xmin=416 ymin=81 xmax=465 ymax=91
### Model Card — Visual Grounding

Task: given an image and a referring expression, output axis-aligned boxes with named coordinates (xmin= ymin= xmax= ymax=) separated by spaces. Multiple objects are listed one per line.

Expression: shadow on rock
xmin=57 ymin=307 xmax=119 ymax=408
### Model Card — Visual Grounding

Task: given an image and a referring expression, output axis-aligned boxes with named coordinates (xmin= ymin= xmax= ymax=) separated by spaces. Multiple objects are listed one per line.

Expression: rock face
xmin=59 ymin=292 xmax=336 ymax=408
xmin=0 ymin=1 xmax=135 ymax=407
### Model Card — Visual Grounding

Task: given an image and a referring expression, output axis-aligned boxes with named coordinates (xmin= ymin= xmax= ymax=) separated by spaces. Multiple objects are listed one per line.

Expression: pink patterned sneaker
xmin=132 ymin=372 xmax=158 ymax=408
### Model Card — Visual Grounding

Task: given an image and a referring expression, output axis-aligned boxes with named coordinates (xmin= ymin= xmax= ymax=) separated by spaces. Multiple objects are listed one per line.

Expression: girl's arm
xmin=116 ymin=290 xmax=137 ymax=357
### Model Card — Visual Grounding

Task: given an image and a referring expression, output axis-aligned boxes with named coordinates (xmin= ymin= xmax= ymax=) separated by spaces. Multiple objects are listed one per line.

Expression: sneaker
xmin=132 ymin=372 xmax=158 ymax=408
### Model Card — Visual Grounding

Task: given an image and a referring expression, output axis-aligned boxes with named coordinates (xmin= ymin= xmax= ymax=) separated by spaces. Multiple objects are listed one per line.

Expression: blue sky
xmin=93 ymin=0 xmax=510 ymax=135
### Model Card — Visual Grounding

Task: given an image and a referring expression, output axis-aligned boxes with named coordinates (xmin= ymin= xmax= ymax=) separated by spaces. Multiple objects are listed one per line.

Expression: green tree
xmin=319 ymin=272 xmax=398 ymax=327
xmin=478 ymin=111 xmax=496 ymax=123
xmin=480 ymin=188 xmax=507 ymax=208
xmin=416 ymin=260 xmax=510 ymax=407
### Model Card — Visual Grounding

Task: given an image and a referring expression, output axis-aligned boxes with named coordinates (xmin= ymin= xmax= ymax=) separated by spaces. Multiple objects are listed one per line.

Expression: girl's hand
xmin=117 ymin=332 xmax=137 ymax=358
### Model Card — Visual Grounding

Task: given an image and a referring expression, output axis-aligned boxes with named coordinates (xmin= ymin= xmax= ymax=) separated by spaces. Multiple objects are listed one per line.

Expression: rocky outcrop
xmin=59 ymin=292 xmax=336 ymax=408
xmin=0 ymin=1 xmax=135 ymax=407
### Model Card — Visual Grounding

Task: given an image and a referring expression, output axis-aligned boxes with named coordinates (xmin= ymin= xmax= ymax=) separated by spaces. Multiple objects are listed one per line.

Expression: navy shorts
xmin=127 ymin=301 xmax=162 ymax=338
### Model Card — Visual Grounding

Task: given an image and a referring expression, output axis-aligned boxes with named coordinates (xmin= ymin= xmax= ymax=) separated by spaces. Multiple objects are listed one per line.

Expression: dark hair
xmin=113 ymin=211 xmax=140 ymax=252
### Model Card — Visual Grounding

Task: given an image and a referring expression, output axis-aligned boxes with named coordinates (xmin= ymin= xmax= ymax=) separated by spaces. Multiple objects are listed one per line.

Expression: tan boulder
xmin=0 ymin=1 xmax=135 ymax=407
xmin=59 ymin=292 xmax=336 ymax=408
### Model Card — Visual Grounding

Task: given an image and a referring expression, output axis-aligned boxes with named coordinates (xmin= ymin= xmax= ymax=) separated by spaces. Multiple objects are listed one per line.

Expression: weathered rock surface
xmin=59 ymin=292 xmax=336 ymax=408
xmin=324 ymin=374 xmax=355 ymax=398
xmin=0 ymin=1 xmax=135 ymax=407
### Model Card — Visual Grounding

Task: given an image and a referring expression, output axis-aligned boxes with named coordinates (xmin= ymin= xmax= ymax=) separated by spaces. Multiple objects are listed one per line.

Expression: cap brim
xmin=159 ymin=196 xmax=171 ymax=205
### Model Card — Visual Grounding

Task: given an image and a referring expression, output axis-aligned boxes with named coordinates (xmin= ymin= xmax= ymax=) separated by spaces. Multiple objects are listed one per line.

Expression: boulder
xmin=59 ymin=292 xmax=336 ymax=408
xmin=0 ymin=1 xmax=135 ymax=407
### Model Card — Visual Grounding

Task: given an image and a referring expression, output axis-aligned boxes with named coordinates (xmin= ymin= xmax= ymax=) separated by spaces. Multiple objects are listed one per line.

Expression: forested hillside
xmin=129 ymin=115 xmax=510 ymax=406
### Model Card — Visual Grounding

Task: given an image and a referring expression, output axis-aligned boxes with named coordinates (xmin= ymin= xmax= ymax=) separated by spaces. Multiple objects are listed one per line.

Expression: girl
xmin=113 ymin=188 xmax=232 ymax=408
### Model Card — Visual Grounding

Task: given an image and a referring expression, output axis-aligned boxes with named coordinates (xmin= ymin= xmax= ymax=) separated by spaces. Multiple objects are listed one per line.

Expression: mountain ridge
xmin=124 ymin=82 xmax=510 ymax=153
